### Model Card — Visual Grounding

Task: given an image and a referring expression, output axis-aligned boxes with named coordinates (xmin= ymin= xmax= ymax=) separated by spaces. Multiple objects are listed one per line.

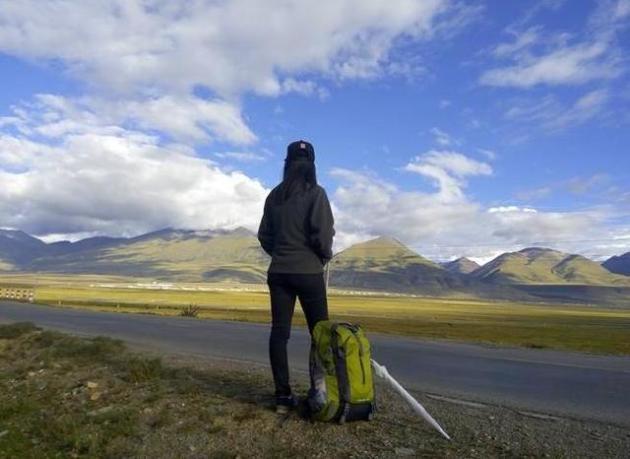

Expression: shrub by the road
xmin=179 ymin=304 xmax=200 ymax=318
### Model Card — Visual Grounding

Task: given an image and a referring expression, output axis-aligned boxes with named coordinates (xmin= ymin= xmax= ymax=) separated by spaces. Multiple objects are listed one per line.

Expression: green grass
xmin=0 ymin=327 xmax=148 ymax=457
xmin=0 ymin=322 xmax=40 ymax=339
xmin=2 ymin=274 xmax=627 ymax=355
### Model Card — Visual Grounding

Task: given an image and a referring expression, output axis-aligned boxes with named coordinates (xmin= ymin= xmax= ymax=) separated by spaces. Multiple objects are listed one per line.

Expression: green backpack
xmin=307 ymin=321 xmax=376 ymax=423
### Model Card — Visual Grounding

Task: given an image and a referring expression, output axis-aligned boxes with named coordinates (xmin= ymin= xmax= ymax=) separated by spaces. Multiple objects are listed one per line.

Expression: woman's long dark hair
xmin=277 ymin=159 xmax=317 ymax=203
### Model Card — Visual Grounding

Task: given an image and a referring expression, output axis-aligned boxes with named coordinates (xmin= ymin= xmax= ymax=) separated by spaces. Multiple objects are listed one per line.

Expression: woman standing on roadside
xmin=257 ymin=140 xmax=335 ymax=414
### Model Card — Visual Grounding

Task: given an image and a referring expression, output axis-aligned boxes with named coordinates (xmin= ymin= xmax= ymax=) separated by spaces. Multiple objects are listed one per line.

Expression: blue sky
xmin=0 ymin=0 xmax=628 ymax=262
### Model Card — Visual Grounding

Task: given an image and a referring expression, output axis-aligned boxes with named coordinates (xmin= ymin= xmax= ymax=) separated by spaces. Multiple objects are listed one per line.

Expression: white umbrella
xmin=371 ymin=359 xmax=451 ymax=440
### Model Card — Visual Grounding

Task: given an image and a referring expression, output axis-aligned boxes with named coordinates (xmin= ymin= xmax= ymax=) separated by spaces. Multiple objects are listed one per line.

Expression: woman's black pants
xmin=267 ymin=272 xmax=329 ymax=397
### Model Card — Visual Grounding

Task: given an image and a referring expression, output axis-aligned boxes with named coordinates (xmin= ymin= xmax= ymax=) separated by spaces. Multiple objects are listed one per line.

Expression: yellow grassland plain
xmin=2 ymin=274 xmax=629 ymax=355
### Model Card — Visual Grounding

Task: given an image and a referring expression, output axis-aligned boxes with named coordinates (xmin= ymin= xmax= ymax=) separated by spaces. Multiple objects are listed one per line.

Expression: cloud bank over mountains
xmin=330 ymin=150 xmax=613 ymax=262
xmin=0 ymin=96 xmax=267 ymax=238
xmin=0 ymin=0 xmax=628 ymax=260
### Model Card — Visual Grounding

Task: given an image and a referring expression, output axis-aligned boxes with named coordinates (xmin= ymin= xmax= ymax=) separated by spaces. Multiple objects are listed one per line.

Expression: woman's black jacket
xmin=257 ymin=184 xmax=335 ymax=273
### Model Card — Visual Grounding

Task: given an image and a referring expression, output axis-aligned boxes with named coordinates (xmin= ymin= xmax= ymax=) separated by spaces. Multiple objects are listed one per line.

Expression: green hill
xmin=329 ymin=237 xmax=476 ymax=295
xmin=472 ymin=248 xmax=630 ymax=286
xmin=333 ymin=236 xmax=438 ymax=270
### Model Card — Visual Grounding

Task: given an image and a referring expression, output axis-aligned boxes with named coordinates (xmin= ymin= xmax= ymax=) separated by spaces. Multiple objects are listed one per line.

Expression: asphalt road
xmin=2 ymin=301 xmax=629 ymax=426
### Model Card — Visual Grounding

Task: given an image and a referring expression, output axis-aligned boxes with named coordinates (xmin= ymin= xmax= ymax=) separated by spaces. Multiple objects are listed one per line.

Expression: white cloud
xmin=430 ymin=127 xmax=455 ymax=146
xmin=505 ymin=89 xmax=610 ymax=131
xmin=105 ymin=96 xmax=257 ymax=145
xmin=589 ymin=0 xmax=630 ymax=31
xmin=330 ymin=166 xmax=481 ymax=255
xmin=215 ymin=151 xmax=268 ymax=163
xmin=492 ymin=27 xmax=540 ymax=58
xmin=615 ymin=0 xmax=630 ymax=19
xmin=405 ymin=150 xmax=492 ymax=201
xmin=0 ymin=101 xmax=268 ymax=237
xmin=0 ymin=0 xmax=456 ymax=98
xmin=428 ymin=1 xmax=485 ymax=39
xmin=486 ymin=206 xmax=602 ymax=245
xmin=417 ymin=150 xmax=493 ymax=177
xmin=3 ymin=93 xmax=256 ymax=146
xmin=1 ymin=1 xmax=626 ymax=262
xmin=477 ymin=148 xmax=497 ymax=161
xmin=566 ymin=174 xmax=610 ymax=195
xmin=2 ymin=97 xmax=627 ymax=261
xmin=505 ymin=96 xmax=557 ymax=121
xmin=0 ymin=0 xmax=478 ymax=153
xmin=488 ymin=206 xmax=537 ymax=214
xmin=481 ymin=0 xmax=630 ymax=90
xmin=0 ymin=0 xmax=485 ymax=242
xmin=329 ymin=152 xmax=624 ymax=261
xmin=468 ymin=251 xmax=506 ymax=267
xmin=549 ymin=89 xmax=609 ymax=128
xmin=481 ymin=41 xmax=619 ymax=88
xmin=515 ymin=174 xmax=611 ymax=204
xmin=515 ymin=186 xmax=553 ymax=201
xmin=279 ymin=79 xmax=329 ymax=99
xmin=516 ymin=0 xmax=567 ymax=28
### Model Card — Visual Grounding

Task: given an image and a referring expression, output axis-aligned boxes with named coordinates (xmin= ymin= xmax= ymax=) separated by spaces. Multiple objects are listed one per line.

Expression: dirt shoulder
xmin=0 ymin=322 xmax=628 ymax=458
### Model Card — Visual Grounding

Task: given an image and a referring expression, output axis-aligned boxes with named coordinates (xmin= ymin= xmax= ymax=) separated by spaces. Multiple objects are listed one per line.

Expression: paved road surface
xmin=1 ymin=301 xmax=629 ymax=426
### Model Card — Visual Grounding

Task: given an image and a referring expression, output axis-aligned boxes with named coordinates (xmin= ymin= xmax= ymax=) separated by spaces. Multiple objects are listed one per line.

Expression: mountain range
xmin=470 ymin=247 xmax=630 ymax=286
xmin=1 ymin=228 xmax=629 ymax=305
xmin=0 ymin=228 xmax=268 ymax=283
